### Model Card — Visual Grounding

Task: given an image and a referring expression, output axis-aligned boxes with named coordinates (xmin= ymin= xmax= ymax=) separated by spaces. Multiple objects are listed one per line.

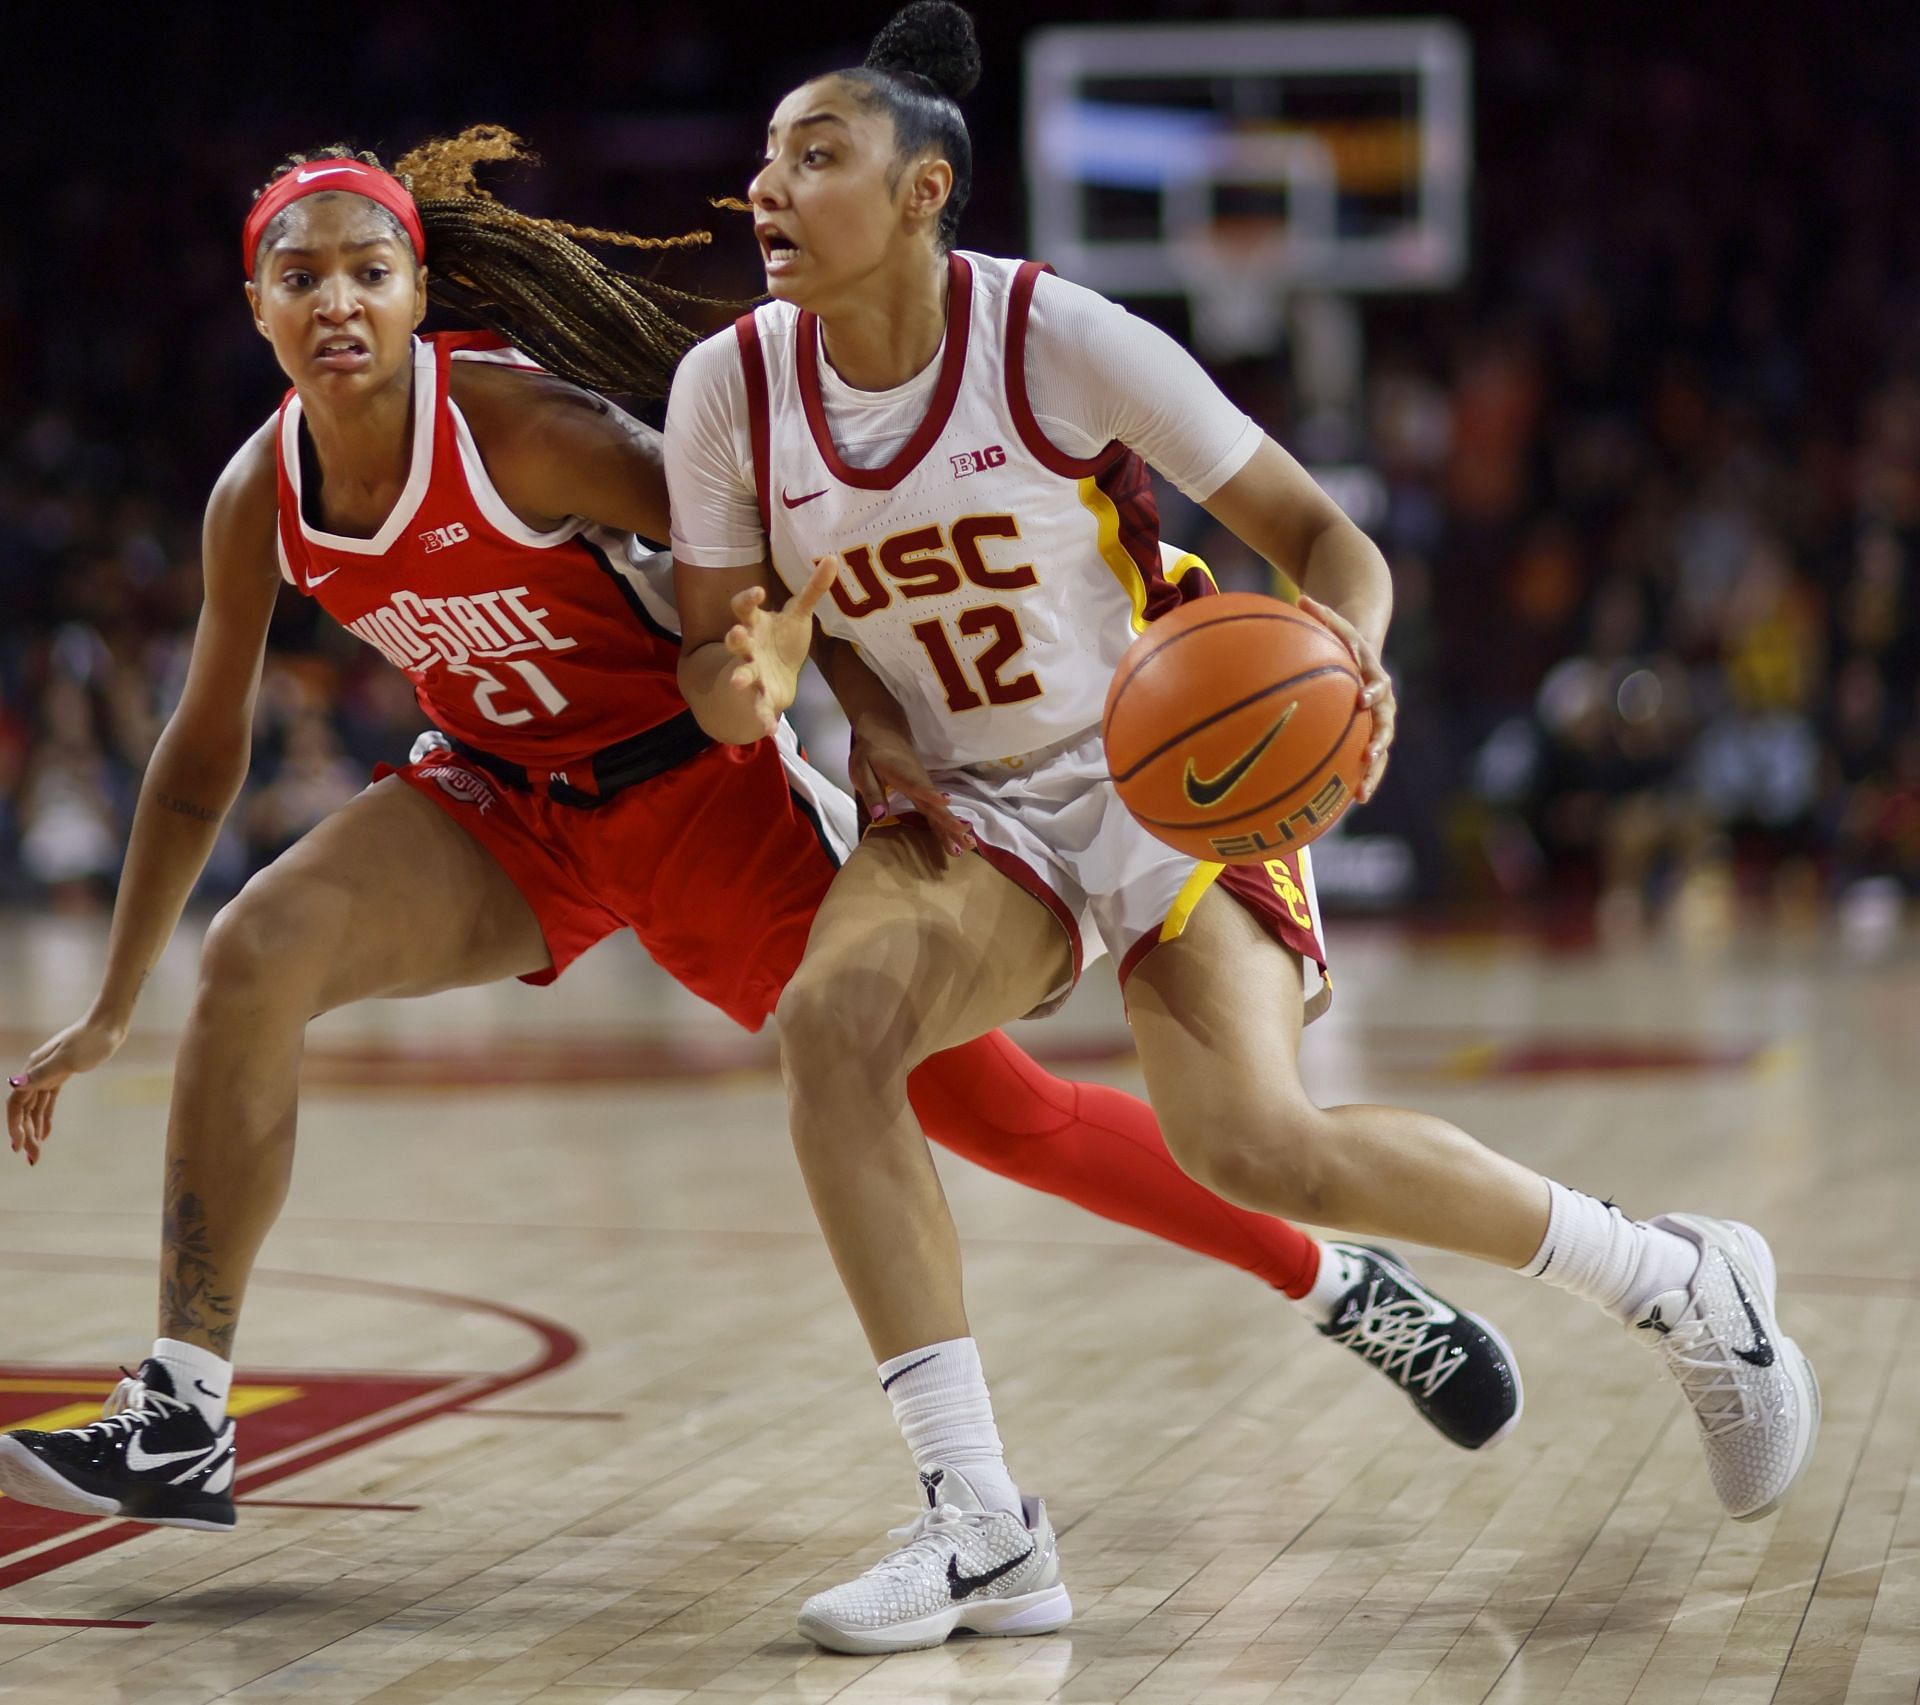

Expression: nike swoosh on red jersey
xmin=781 ymin=487 xmax=828 ymax=509
xmin=306 ymin=567 xmax=342 ymax=589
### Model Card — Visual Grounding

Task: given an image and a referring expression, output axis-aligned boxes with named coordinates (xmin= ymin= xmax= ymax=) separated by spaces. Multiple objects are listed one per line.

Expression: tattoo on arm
xmin=155 ymin=792 xmax=220 ymax=823
xmin=159 ymin=1159 xmax=238 ymax=1357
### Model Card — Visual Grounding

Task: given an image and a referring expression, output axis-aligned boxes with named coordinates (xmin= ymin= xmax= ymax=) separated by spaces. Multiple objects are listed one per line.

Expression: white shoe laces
xmin=1649 ymin=1304 xmax=1754 ymax=1440
xmin=866 ymin=1503 xmax=988 ymax=1579
xmin=1327 ymin=1282 xmax=1465 ymax=1399
xmin=77 ymin=1380 xmax=189 ymax=1440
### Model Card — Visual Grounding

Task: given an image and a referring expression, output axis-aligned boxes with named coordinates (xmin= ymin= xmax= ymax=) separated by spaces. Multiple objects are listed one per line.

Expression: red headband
xmin=243 ymin=160 xmax=426 ymax=277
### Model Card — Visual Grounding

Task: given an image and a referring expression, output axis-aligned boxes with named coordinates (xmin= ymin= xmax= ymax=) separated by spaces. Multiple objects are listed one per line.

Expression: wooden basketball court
xmin=0 ymin=912 xmax=1913 ymax=1703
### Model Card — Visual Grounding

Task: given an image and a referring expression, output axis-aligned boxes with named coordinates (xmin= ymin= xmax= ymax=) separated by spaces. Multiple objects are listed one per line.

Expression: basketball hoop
xmin=1168 ymin=217 xmax=1297 ymax=361
xmin=1160 ymin=130 xmax=1337 ymax=362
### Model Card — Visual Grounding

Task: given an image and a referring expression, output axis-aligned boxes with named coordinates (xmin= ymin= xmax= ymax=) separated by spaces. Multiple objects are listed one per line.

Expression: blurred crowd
xmin=3 ymin=6 xmax=1916 ymax=931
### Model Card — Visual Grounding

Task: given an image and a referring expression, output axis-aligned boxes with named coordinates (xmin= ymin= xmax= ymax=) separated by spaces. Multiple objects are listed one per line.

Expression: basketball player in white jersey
xmin=3 ymin=128 xmax=1527 ymax=1543
xmin=667 ymin=1 xmax=1820 ymax=1655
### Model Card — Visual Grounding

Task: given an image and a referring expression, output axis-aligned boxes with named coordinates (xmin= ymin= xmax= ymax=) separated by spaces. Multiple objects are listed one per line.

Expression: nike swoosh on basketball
xmin=306 ymin=567 xmax=342 ymax=589
xmin=295 ymin=166 xmax=356 ymax=183
xmin=1181 ymin=701 xmax=1298 ymax=809
xmin=781 ymin=487 xmax=828 ymax=509
xmin=124 ymin=1435 xmax=226 ymax=1475
xmin=1727 ymin=1265 xmax=1776 ymax=1368
xmin=948 ymin=1545 xmax=1034 ymax=1600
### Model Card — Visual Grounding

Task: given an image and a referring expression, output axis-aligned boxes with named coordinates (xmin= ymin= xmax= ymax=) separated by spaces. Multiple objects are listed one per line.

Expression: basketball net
xmin=1169 ymin=217 xmax=1295 ymax=361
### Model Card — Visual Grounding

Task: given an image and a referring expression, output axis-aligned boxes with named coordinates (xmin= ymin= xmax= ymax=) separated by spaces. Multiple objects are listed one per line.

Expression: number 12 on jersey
xmin=910 ymin=606 xmax=1042 ymax=713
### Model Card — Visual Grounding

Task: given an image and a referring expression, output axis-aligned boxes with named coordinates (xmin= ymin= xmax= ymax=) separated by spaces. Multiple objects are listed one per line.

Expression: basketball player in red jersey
xmin=672 ymin=2 xmax=1818 ymax=1652
xmin=1 ymin=132 xmax=1515 ymax=1534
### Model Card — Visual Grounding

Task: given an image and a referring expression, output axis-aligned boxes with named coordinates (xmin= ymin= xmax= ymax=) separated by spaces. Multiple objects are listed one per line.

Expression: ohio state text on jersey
xmin=272 ymin=333 xmax=684 ymax=771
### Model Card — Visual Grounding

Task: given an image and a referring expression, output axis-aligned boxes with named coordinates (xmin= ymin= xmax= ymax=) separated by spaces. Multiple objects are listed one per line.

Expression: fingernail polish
xmin=7 ymin=1077 xmax=22 ymax=1088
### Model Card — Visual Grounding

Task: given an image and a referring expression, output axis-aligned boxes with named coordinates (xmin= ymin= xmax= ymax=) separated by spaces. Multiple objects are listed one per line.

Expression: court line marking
xmin=0 ymin=1253 xmax=583 ymax=1602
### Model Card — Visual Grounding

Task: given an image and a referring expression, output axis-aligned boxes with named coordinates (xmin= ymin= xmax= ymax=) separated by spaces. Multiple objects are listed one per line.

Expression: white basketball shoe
xmin=1633 ymin=1214 xmax=1820 ymax=1521
xmin=797 ymin=1464 xmax=1071 ymax=1654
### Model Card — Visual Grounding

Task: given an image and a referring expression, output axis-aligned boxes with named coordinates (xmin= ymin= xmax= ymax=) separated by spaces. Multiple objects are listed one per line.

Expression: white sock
xmin=1292 ymin=1240 xmax=1364 ymax=1324
xmin=877 ymin=1337 xmax=1022 ymax=1518
xmin=150 ymin=1338 xmax=231 ymax=1430
xmin=1521 ymin=1182 xmax=1700 ymax=1324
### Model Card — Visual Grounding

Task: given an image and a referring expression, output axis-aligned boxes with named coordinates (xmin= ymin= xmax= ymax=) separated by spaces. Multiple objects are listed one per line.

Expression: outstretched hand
xmin=723 ymin=556 xmax=839 ymax=736
xmin=7 ymin=1015 xmax=127 ymax=1167
xmin=1300 ymin=595 xmax=1396 ymax=803
xmin=848 ymin=716 xmax=978 ymax=863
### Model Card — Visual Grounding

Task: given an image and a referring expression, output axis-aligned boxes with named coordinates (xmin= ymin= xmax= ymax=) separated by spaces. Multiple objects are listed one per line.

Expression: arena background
xmin=2 ymin=1 xmax=1915 ymax=945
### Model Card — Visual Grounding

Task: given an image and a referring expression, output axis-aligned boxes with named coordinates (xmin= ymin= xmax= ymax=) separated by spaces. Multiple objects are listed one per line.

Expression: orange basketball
xmin=1103 ymin=593 xmax=1372 ymax=864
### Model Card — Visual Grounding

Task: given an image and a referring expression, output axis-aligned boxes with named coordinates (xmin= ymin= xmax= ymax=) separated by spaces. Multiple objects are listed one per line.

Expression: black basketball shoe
xmin=1317 ymin=1244 xmax=1524 ymax=1450
xmin=0 ymin=1358 xmax=236 ymax=1530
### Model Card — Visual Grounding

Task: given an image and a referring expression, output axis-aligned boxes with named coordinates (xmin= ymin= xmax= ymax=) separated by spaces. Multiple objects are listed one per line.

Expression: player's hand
xmin=7 ymin=1015 xmax=127 ymax=1167
xmin=1299 ymin=595 xmax=1395 ymax=803
xmin=849 ymin=714 xmax=978 ymax=862
xmin=722 ymin=556 xmax=839 ymax=735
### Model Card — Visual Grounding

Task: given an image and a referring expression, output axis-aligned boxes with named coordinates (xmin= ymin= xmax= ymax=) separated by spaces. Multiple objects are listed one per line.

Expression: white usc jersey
xmin=737 ymin=251 xmax=1214 ymax=768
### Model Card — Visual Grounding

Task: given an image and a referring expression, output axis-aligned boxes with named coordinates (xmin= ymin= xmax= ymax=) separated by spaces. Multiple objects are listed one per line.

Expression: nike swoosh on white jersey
xmin=306 ymin=567 xmax=342 ymax=588
xmin=295 ymin=166 xmax=355 ymax=183
xmin=125 ymin=1435 xmax=225 ymax=1474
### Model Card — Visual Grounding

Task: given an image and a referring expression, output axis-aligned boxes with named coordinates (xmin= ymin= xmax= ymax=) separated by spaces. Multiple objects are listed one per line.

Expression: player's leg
xmin=774 ymin=827 xmax=1076 ymax=1653
xmin=910 ymin=1031 xmax=1524 ymax=1450
xmin=721 ymin=731 xmax=1327 ymax=1295
xmin=666 ymin=737 xmax=1503 ymax=1446
xmin=1131 ymin=890 xmax=1547 ymax=1258
xmin=908 ymin=1032 xmax=1316 ymax=1294
xmin=775 ymin=826 xmax=1070 ymax=1360
xmin=157 ymin=776 xmax=550 ymax=1345
xmin=1126 ymin=885 xmax=1819 ymax=1520
xmin=0 ymin=776 xmax=551 ymax=1529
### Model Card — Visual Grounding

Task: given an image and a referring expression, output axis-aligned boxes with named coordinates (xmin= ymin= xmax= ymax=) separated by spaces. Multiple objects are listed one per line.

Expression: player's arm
xmin=7 ymin=424 xmax=283 ymax=1161
xmin=1202 ymin=441 xmax=1391 ymax=653
xmin=1040 ymin=275 xmax=1396 ymax=799
xmin=1202 ymin=442 xmax=1395 ymax=801
xmin=471 ymin=372 xmax=822 ymax=745
xmin=673 ymin=555 xmax=834 ymax=745
xmin=657 ymin=335 xmax=833 ymax=743
xmin=458 ymin=368 xmax=671 ymax=543
xmin=810 ymin=630 xmax=976 ymax=857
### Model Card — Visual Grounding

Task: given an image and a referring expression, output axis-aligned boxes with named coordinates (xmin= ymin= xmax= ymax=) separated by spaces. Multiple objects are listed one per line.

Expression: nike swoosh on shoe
xmin=948 ymin=1545 xmax=1034 ymax=1600
xmin=1726 ymin=1265 xmax=1776 ymax=1368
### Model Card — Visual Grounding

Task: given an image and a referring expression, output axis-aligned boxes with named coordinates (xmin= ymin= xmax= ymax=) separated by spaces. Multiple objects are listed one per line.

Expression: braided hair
xmin=249 ymin=127 xmax=721 ymax=399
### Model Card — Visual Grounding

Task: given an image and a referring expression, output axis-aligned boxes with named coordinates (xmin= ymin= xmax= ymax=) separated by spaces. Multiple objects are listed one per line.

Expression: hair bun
xmin=864 ymin=2 xmax=981 ymax=102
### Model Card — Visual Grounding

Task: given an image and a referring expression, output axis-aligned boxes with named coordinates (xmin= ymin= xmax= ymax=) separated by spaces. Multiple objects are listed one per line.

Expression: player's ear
xmin=411 ymin=262 xmax=429 ymax=330
xmin=244 ymin=280 xmax=270 ymax=340
xmin=904 ymin=153 xmax=953 ymax=235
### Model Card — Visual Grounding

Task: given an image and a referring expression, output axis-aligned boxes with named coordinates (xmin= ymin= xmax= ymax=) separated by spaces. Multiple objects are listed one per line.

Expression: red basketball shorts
xmin=380 ymin=722 xmax=855 ymax=1031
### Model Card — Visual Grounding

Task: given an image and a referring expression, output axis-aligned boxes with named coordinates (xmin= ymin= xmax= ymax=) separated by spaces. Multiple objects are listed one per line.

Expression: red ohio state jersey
xmin=272 ymin=332 xmax=684 ymax=770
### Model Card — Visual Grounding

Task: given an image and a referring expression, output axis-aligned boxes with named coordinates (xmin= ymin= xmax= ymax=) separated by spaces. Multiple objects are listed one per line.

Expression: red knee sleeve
xmin=906 ymin=1031 xmax=1320 ymax=1297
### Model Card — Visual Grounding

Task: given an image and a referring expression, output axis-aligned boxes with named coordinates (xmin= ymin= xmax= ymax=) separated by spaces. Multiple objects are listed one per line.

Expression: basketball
xmin=1103 ymin=593 xmax=1372 ymax=864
